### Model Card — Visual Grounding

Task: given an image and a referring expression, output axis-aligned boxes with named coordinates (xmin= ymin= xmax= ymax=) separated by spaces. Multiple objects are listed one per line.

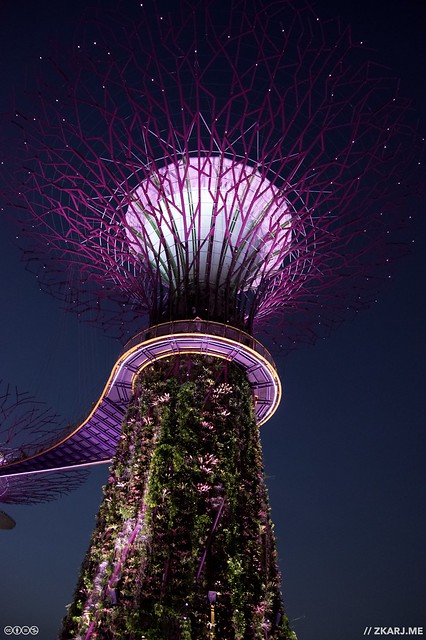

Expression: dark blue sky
xmin=0 ymin=1 xmax=425 ymax=639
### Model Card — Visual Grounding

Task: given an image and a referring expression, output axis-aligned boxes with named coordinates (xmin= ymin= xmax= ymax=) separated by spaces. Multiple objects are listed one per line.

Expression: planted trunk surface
xmin=61 ymin=355 xmax=294 ymax=640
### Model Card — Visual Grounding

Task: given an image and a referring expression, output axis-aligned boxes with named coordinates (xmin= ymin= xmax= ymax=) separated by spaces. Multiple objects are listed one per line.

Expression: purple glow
xmin=0 ymin=321 xmax=280 ymax=481
xmin=4 ymin=0 xmax=418 ymax=342
xmin=125 ymin=156 xmax=292 ymax=289
xmin=0 ymin=0 xmax=421 ymax=509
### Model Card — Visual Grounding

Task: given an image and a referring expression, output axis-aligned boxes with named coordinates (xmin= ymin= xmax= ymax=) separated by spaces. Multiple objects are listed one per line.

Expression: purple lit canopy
xmin=5 ymin=0 xmax=418 ymax=344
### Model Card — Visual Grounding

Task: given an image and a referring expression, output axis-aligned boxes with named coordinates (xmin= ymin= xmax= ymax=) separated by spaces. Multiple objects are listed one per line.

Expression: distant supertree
xmin=0 ymin=0 xmax=420 ymax=638
xmin=0 ymin=382 xmax=87 ymax=505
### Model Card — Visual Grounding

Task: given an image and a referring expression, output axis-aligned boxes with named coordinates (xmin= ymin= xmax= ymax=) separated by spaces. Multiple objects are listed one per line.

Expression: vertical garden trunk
xmin=60 ymin=355 xmax=295 ymax=639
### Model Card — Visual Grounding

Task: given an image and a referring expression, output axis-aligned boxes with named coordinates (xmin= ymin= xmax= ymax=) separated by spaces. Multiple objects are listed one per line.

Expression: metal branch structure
xmin=0 ymin=382 xmax=87 ymax=504
xmin=8 ymin=0 xmax=416 ymax=343
xmin=0 ymin=0 xmax=420 ymax=638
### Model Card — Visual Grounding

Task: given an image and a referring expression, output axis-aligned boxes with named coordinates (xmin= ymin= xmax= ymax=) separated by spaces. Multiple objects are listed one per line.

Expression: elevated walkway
xmin=0 ymin=321 xmax=281 ymax=478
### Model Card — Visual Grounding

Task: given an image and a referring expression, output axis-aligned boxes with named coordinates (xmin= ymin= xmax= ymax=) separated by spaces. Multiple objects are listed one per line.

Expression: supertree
xmin=0 ymin=381 xmax=88 ymax=505
xmin=0 ymin=0 xmax=421 ymax=638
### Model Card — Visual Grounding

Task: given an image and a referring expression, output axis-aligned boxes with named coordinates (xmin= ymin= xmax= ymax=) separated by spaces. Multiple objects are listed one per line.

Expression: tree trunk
xmin=60 ymin=355 xmax=294 ymax=640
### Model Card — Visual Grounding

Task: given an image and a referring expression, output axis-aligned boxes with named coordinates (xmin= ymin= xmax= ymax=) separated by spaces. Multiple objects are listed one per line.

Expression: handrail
xmin=0 ymin=321 xmax=280 ymax=477
xmin=123 ymin=320 xmax=276 ymax=369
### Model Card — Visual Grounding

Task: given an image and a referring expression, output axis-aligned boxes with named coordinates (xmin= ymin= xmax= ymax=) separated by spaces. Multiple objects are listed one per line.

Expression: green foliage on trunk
xmin=60 ymin=356 xmax=296 ymax=640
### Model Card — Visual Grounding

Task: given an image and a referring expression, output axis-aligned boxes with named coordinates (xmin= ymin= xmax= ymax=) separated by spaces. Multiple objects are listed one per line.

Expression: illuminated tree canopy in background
xmin=0 ymin=382 xmax=87 ymax=504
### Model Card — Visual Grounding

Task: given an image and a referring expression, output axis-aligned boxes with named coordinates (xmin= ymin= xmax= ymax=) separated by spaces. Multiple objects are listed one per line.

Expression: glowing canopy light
xmin=125 ymin=155 xmax=292 ymax=290
xmin=3 ymin=0 xmax=421 ymax=340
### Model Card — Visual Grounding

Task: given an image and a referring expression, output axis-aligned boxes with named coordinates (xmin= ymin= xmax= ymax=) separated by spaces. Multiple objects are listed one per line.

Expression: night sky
xmin=0 ymin=1 xmax=425 ymax=639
